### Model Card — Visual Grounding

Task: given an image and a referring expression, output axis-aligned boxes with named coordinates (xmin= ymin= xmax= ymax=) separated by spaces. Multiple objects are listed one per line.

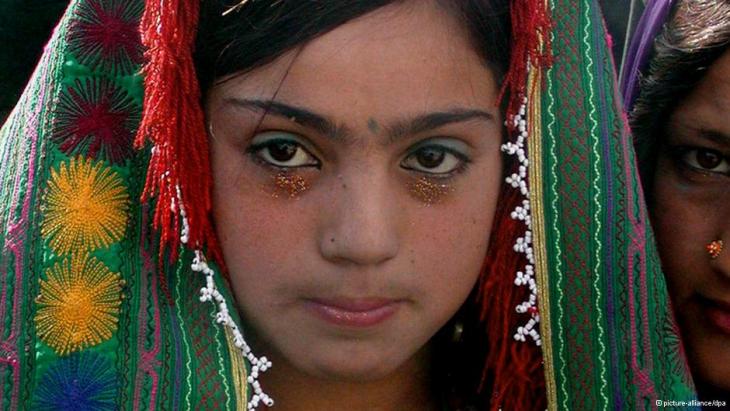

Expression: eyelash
xmin=670 ymin=145 xmax=730 ymax=177
xmin=247 ymin=137 xmax=321 ymax=170
xmin=401 ymin=145 xmax=471 ymax=179
xmin=247 ymin=135 xmax=471 ymax=178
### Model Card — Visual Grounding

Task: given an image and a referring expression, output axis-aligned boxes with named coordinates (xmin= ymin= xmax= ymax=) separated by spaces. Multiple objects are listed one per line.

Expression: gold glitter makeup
xmin=271 ymin=172 xmax=309 ymax=198
xmin=408 ymin=177 xmax=454 ymax=205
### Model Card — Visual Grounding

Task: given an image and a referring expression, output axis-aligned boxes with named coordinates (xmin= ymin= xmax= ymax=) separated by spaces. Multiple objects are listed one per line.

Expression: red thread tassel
xmin=500 ymin=0 xmax=553 ymax=130
xmin=478 ymin=185 xmax=546 ymax=411
xmin=480 ymin=0 xmax=552 ymax=409
xmin=136 ymin=0 xmax=221 ymax=269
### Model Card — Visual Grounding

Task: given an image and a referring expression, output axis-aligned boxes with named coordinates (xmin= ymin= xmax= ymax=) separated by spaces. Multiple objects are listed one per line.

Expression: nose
xmin=318 ymin=171 xmax=400 ymax=266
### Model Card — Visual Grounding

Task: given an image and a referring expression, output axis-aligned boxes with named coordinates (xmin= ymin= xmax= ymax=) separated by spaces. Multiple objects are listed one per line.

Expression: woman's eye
xmin=249 ymin=135 xmax=320 ymax=169
xmin=401 ymin=145 xmax=465 ymax=175
xmin=680 ymin=148 xmax=730 ymax=174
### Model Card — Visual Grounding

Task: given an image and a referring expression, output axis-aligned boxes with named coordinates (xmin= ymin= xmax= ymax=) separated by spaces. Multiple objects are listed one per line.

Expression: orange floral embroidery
xmin=41 ymin=156 xmax=129 ymax=255
xmin=35 ymin=255 xmax=124 ymax=355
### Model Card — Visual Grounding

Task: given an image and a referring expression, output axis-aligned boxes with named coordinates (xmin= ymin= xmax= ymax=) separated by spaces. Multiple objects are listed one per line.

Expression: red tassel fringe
xmin=500 ymin=0 xmax=553 ymax=131
xmin=480 ymin=0 xmax=553 ymax=409
xmin=135 ymin=0 xmax=221 ymax=270
xmin=478 ymin=181 xmax=546 ymax=411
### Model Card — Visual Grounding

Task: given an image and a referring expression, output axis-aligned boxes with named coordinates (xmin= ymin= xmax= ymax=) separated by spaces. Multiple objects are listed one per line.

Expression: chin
xmin=698 ymin=369 xmax=730 ymax=398
xmin=688 ymin=340 xmax=730 ymax=400
xmin=304 ymin=354 xmax=404 ymax=382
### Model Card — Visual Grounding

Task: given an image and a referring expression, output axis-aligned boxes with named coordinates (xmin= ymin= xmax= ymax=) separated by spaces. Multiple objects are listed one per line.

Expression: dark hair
xmin=195 ymin=0 xmax=511 ymax=93
xmin=630 ymin=0 xmax=730 ymax=192
xmin=194 ymin=1 xmax=513 ymax=408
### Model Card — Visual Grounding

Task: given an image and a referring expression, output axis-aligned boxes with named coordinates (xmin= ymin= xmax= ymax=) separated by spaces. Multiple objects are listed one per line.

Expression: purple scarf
xmin=619 ymin=0 xmax=676 ymax=111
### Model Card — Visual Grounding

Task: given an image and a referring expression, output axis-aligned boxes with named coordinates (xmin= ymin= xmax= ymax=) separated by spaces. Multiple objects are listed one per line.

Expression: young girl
xmin=0 ymin=0 xmax=694 ymax=409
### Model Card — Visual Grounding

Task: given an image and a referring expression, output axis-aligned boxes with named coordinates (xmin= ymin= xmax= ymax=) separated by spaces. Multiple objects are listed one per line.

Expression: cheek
xmin=407 ymin=177 xmax=454 ymax=205
xmin=410 ymin=199 xmax=493 ymax=269
xmin=406 ymin=172 xmax=499 ymax=313
xmin=210 ymin=141 xmax=315 ymax=300
xmin=409 ymin=219 xmax=487 ymax=319
xmin=651 ymin=160 xmax=710 ymax=300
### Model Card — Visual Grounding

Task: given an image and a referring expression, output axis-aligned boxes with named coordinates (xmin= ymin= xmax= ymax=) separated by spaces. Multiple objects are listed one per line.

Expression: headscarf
xmin=531 ymin=1 xmax=696 ymax=408
xmin=0 ymin=0 xmax=696 ymax=409
xmin=619 ymin=0 xmax=675 ymax=111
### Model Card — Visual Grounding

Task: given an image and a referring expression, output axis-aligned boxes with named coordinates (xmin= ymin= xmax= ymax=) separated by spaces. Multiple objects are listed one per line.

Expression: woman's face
xmin=206 ymin=1 xmax=502 ymax=382
xmin=652 ymin=49 xmax=730 ymax=393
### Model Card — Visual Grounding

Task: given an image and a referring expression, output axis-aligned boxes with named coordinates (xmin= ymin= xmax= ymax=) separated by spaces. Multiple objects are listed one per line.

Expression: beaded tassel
xmin=194 ymin=251 xmax=274 ymax=410
xmin=502 ymin=96 xmax=541 ymax=346
xmin=173 ymin=187 xmax=273 ymax=409
xmin=498 ymin=0 xmax=552 ymax=348
xmin=477 ymin=1 xmax=552 ymax=409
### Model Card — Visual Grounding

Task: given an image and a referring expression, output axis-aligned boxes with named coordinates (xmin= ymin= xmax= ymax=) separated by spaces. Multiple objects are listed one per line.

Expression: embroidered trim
xmin=193 ymin=252 xmax=274 ymax=410
xmin=52 ymin=77 xmax=139 ymax=164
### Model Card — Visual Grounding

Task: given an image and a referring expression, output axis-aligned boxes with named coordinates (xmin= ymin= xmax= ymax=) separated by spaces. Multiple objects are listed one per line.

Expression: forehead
xmin=679 ymin=49 xmax=730 ymax=117
xmin=210 ymin=1 xmax=497 ymax=122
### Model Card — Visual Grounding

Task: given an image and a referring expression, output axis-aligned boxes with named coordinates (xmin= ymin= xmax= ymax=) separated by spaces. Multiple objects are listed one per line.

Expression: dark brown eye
xmin=401 ymin=143 xmax=466 ymax=176
xmin=416 ymin=147 xmax=446 ymax=169
xmin=696 ymin=149 xmax=722 ymax=170
xmin=269 ymin=141 xmax=297 ymax=162
xmin=249 ymin=132 xmax=320 ymax=168
xmin=679 ymin=147 xmax=730 ymax=175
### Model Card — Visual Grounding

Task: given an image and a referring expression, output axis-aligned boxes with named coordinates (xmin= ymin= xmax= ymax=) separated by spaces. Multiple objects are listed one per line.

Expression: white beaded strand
xmin=501 ymin=96 xmax=541 ymax=347
xmin=173 ymin=185 xmax=190 ymax=245
xmin=176 ymin=189 xmax=274 ymax=409
xmin=193 ymin=251 xmax=274 ymax=409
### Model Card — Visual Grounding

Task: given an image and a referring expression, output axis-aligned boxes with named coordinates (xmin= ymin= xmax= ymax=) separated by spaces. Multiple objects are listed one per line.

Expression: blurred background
xmin=0 ymin=0 xmax=645 ymax=122
xmin=1 ymin=0 xmax=69 ymax=121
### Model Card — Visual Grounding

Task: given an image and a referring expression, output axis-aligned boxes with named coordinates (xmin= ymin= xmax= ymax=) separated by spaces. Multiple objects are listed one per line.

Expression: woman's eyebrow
xmin=224 ymin=97 xmax=495 ymax=144
xmin=697 ymin=129 xmax=730 ymax=147
xmin=387 ymin=109 xmax=495 ymax=143
xmin=224 ymin=98 xmax=347 ymax=141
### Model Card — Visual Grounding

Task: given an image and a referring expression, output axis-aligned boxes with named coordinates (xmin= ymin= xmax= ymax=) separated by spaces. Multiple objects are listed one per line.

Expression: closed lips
xmin=305 ymin=298 xmax=402 ymax=327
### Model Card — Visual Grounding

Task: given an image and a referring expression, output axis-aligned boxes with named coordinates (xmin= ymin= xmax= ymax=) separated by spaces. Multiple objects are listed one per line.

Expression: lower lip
xmin=705 ymin=305 xmax=730 ymax=335
xmin=305 ymin=300 xmax=399 ymax=328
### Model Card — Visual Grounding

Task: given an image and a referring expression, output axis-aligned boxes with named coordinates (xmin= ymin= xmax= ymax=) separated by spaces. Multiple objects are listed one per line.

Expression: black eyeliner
xmin=667 ymin=144 xmax=730 ymax=177
xmin=246 ymin=138 xmax=322 ymax=170
xmin=401 ymin=144 xmax=472 ymax=179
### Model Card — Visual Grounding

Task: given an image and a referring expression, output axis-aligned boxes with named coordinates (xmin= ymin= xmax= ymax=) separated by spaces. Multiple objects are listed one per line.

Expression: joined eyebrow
xmin=224 ymin=98 xmax=495 ymax=144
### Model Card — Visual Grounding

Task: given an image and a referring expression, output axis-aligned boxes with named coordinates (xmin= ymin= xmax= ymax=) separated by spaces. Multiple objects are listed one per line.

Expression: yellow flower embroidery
xmin=41 ymin=156 xmax=129 ymax=255
xmin=35 ymin=255 xmax=124 ymax=355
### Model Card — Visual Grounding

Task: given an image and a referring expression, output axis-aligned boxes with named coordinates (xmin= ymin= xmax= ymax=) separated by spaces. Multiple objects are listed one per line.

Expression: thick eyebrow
xmin=224 ymin=98 xmax=495 ymax=144
xmin=224 ymin=98 xmax=347 ymax=141
xmin=697 ymin=129 xmax=730 ymax=147
xmin=387 ymin=109 xmax=495 ymax=144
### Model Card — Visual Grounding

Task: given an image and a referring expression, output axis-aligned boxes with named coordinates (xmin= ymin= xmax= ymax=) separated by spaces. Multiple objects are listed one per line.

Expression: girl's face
xmin=207 ymin=1 xmax=502 ymax=382
xmin=652 ymin=49 xmax=730 ymax=394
